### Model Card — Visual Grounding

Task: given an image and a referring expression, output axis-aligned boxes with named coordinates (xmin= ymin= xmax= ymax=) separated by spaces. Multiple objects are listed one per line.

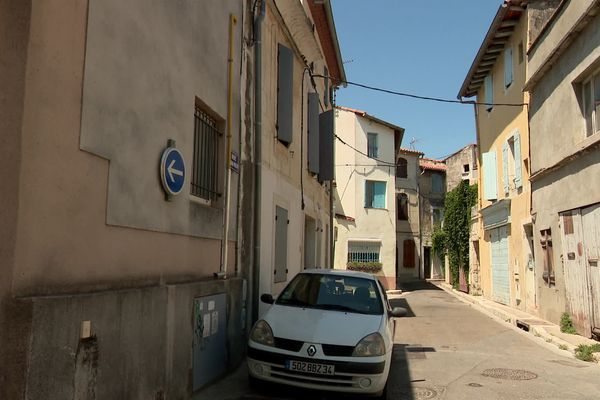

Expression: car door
xmin=377 ymin=281 xmax=395 ymax=343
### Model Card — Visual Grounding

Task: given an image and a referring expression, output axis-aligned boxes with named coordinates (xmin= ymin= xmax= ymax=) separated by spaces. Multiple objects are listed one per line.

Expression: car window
xmin=277 ymin=273 xmax=383 ymax=315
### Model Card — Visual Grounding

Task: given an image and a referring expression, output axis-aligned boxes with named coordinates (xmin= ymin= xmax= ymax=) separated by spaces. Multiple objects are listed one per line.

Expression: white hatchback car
xmin=247 ymin=269 xmax=406 ymax=398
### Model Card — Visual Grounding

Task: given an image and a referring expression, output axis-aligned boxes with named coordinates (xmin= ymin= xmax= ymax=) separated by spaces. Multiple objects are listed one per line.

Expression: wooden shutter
xmin=274 ymin=206 xmax=288 ymax=283
xmin=307 ymin=93 xmax=320 ymax=174
xmin=318 ymin=110 xmax=334 ymax=181
xmin=484 ymin=74 xmax=493 ymax=111
xmin=513 ymin=131 xmax=522 ymax=188
xmin=277 ymin=44 xmax=294 ymax=145
xmin=397 ymin=158 xmax=408 ymax=178
xmin=504 ymin=47 xmax=513 ymax=87
xmin=482 ymin=151 xmax=498 ymax=200
xmin=373 ymin=182 xmax=386 ymax=208
xmin=502 ymin=141 xmax=509 ymax=195
xmin=403 ymin=239 xmax=415 ymax=268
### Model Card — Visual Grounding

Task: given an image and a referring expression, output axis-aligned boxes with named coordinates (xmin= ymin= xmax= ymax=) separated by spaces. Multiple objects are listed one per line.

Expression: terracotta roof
xmin=420 ymin=158 xmax=447 ymax=172
xmin=307 ymin=0 xmax=346 ymax=86
xmin=336 ymin=106 xmax=405 ymax=134
xmin=398 ymin=147 xmax=424 ymax=156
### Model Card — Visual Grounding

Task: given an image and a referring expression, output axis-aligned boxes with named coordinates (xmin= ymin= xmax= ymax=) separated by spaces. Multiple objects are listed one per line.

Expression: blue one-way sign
xmin=160 ymin=147 xmax=185 ymax=196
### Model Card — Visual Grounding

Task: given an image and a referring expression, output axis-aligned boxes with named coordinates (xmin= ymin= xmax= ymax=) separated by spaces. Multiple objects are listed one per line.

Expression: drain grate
xmin=481 ymin=368 xmax=538 ymax=380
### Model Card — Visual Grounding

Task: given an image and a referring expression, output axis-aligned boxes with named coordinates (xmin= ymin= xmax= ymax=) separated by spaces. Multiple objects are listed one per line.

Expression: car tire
xmin=248 ymin=373 xmax=263 ymax=392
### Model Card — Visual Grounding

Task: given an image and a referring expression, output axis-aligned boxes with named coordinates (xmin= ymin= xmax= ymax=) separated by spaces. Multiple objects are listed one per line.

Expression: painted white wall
xmin=333 ymin=109 xmax=397 ymax=288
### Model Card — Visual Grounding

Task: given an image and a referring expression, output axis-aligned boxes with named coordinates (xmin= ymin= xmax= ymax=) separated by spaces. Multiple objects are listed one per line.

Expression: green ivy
xmin=441 ymin=181 xmax=477 ymax=287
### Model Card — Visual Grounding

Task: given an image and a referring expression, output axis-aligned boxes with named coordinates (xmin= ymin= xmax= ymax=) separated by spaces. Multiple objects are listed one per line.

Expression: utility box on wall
xmin=192 ymin=293 xmax=227 ymax=391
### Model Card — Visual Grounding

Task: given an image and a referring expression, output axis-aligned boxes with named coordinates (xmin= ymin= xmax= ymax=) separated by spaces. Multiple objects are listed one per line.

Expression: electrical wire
xmin=311 ymin=75 xmax=529 ymax=108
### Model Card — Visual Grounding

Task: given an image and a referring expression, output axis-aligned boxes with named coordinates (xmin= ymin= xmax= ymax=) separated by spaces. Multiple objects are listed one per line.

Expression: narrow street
xmin=200 ymin=282 xmax=600 ymax=400
xmin=386 ymin=282 xmax=600 ymax=400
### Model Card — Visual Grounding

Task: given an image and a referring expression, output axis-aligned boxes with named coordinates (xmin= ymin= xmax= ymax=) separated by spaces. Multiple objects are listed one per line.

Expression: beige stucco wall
xmin=333 ymin=109 xmax=397 ymax=289
xmin=474 ymin=15 xmax=533 ymax=310
xmin=395 ymin=152 xmax=421 ymax=280
xmin=528 ymin=8 xmax=600 ymax=324
xmin=445 ymin=145 xmax=478 ymax=192
xmin=11 ymin=0 xmax=241 ymax=297
xmin=257 ymin=3 xmax=332 ymax=310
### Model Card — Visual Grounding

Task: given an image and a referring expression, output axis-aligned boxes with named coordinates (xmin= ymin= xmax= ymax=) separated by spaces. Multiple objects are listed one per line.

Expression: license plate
xmin=285 ymin=360 xmax=335 ymax=375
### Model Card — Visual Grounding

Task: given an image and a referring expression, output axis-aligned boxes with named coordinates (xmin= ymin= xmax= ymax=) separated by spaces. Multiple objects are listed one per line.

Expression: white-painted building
xmin=333 ymin=107 xmax=404 ymax=290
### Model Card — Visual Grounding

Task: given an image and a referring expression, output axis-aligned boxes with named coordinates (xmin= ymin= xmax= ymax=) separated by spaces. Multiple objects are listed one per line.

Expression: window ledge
xmin=530 ymin=132 xmax=600 ymax=181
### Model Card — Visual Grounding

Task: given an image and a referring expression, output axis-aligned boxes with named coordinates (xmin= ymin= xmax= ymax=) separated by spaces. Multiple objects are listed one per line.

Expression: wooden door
xmin=582 ymin=204 xmax=600 ymax=334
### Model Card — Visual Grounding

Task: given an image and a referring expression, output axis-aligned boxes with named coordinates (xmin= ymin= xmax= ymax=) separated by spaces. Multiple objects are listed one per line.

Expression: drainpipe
xmin=218 ymin=13 xmax=238 ymax=279
xmin=252 ymin=0 xmax=265 ymax=323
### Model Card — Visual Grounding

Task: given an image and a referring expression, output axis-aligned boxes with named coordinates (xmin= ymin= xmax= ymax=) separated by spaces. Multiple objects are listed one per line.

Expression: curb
xmin=430 ymin=281 xmax=600 ymax=364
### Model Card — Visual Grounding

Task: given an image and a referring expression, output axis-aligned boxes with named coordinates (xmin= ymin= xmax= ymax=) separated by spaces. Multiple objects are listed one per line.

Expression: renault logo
xmin=307 ymin=345 xmax=317 ymax=357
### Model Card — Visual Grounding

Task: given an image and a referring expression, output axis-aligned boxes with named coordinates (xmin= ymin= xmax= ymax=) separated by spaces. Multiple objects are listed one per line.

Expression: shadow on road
xmin=396 ymin=280 xmax=443 ymax=293
xmin=389 ymin=297 xmax=416 ymax=317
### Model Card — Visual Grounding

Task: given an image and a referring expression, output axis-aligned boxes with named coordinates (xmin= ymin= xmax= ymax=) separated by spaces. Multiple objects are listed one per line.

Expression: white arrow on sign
xmin=167 ymin=159 xmax=184 ymax=182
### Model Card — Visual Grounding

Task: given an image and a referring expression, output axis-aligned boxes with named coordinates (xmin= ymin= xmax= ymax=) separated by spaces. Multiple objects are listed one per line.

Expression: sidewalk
xmin=430 ymin=280 xmax=600 ymax=363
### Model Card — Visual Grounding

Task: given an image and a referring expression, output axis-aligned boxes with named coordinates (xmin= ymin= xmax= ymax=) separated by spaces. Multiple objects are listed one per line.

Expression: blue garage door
xmin=491 ymin=226 xmax=510 ymax=305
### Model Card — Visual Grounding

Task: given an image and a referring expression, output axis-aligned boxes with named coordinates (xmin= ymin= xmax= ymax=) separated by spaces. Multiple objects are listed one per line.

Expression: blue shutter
xmin=514 ymin=131 xmax=522 ymax=188
xmin=364 ymin=181 xmax=371 ymax=207
xmin=482 ymin=151 xmax=498 ymax=200
xmin=504 ymin=47 xmax=513 ymax=87
xmin=274 ymin=206 xmax=288 ymax=283
xmin=308 ymin=93 xmax=320 ymax=174
xmin=373 ymin=182 xmax=386 ymax=208
xmin=502 ymin=142 xmax=509 ymax=195
xmin=277 ymin=44 xmax=294 ymax=145
xmin=485 ymin=74 xmax=493 ymax=111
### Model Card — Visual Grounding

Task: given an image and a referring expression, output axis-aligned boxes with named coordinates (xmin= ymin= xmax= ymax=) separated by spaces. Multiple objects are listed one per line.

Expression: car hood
xmin=263 ymin=304 xmax=383 ymax=346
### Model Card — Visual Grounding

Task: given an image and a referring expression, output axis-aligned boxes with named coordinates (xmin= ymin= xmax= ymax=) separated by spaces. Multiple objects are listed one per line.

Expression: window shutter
xmin=397 ymin=158 xmax=408 ymax=178
xmin=504 ymin=47 xmax=513 ymax=87
xmin=364 ymin=180 xmax=373 ymax=207
xmin=277 ymin=44 xmax=294 ymax=145
xmin=482 ymin=151 xmax=498 ymax=200
xmin=274 ymin=206 xmax=288 ymax=283
xmin=318 ymin=110 xmax=334 ymax=181
xmin=502 ymin=142 xmax=509 ymax=194
xmin=307 ymin=93 xmax=320 ymax=174
xmin=373 ymin=182 xmax=386 ymax=208
xmin=484 ymin=74 xmax=493 ymax=111
xmin=513 ymin=131 xmax=522 ymax=188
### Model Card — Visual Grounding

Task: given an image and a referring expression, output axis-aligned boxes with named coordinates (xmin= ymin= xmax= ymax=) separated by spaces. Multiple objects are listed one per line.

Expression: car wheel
xmin=248 ymin=373 xmax=263 ymax=393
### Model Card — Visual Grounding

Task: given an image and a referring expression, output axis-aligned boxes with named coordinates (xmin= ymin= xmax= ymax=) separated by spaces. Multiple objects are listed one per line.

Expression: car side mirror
xmin=260 ymin=293 xmax=274 ymax=304
xmin=390 ymin=307 xmax=407 ymax=318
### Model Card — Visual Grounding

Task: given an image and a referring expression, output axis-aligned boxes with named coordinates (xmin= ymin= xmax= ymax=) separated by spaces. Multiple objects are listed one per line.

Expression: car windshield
xmin=276 ymin=273 xmax=384 ymax=315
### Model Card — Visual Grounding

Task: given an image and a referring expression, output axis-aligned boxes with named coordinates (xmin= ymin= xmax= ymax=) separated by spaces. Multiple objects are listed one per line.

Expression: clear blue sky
xmin=331 ymin=0 xmax=501 ymax=160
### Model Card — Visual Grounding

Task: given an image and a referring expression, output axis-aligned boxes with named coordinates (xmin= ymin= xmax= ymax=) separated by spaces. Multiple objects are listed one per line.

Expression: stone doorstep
xmin=386 ymin=289 xmax=403 ymax=296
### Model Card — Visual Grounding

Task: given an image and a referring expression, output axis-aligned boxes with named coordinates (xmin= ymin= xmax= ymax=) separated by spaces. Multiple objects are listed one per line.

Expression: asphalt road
xmin=385 ymin=281 xmax=600 ymax=400
xmin=198 ymin=281 xmax=600 ymax=400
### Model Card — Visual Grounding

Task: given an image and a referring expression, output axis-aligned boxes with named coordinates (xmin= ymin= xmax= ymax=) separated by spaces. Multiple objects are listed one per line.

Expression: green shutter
xmin=502 ymin=142 xmax=509 ymax=195
xmin=483 ymin=151 xmax=498 ymax=200
xmin=514 ymin=131 xmax=522 ymax=188
xmin=373 ymin=182 xmax=386 ymax=208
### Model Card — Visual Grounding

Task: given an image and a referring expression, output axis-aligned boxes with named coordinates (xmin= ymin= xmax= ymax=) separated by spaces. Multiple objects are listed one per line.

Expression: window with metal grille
xmin=367 ymin=133 xmax=378 ymax=158
xmin=540 ymin=229 xmax=555 ymax=286
xmin=348 ymin=241 xmax=381 ymax=263
xmin=191 ymin=106 xmax=221 ymax=201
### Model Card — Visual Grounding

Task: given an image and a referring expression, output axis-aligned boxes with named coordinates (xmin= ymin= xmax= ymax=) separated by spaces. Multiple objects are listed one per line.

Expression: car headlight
xmin=250 ymin=320 xmax=274 ymax=346
xmin=352 ymin=332 xmax=385 ymax=357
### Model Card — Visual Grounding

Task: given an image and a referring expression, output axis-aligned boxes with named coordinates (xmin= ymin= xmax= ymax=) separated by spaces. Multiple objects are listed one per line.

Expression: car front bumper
xmin=247 ymin=346 xmax=390 ymax=395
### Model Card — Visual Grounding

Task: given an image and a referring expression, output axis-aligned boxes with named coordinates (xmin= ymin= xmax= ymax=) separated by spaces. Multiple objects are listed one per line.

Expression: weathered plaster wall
xmin=528 ymin=9 xmax=600 ymax=324
xmin=445 ymin=145 xmax=478 ymax=192
xmin=396 ymin=153 xmax=421 ymax=280
xmin=0 ymin=1 xmax=31 ymax=396
xmin=475 ymin=16 xmax=532 ymax=309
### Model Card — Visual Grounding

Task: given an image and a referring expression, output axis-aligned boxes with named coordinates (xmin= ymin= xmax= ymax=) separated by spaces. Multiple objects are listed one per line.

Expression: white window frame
xmin=582 ymin=68 xmax=600 ymax=137
xmin=348 ymin=241 xmax=381 ymax=263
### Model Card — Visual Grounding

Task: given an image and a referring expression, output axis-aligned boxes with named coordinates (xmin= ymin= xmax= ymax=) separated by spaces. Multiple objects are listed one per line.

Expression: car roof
xmin=300 ymin=268 xmax=377 ymax=281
